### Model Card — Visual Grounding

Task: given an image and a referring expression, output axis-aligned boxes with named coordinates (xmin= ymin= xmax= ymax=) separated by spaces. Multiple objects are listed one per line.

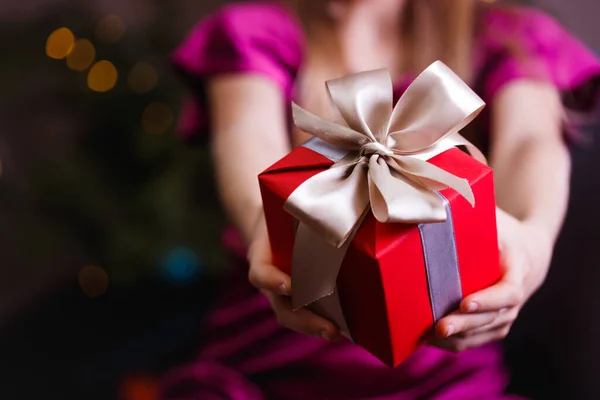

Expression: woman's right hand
xmin=247 ymin=216 xmax=341 ymax=341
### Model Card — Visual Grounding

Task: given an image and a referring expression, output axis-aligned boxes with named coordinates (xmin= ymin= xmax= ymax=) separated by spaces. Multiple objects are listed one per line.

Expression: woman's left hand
xmin=430 ymin=208 xmax=554 ymax=352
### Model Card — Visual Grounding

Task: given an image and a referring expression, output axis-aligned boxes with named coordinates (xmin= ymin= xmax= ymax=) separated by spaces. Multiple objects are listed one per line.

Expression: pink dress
xmin=162 ymin=3 xmax=600 ymax=399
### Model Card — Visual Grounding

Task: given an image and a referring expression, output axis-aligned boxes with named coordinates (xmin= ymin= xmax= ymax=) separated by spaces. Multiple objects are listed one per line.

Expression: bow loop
xmin=326 ymin=69 xmax=393 ymax=144
xmin=292 ymin=103 xmax=368 ymax=150
xmin=286 ymin=61 xmax=485 ymax=249
xmin=386 ymin=61 xmax=485 ymax=154
xmin=285 ymin=160 xmax=370 ymax=248
xmin=367 ymin=155 xmax=448 ymax=224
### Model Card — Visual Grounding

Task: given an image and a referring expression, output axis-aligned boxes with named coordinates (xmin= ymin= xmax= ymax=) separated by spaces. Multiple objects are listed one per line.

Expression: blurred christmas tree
xmin=0 ymin=0 xmax=227 ymax=294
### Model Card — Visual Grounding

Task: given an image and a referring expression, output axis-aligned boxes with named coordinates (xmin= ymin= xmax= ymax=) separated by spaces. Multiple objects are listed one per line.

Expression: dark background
xmin=0 ymin=1 xmax=598 ymax=399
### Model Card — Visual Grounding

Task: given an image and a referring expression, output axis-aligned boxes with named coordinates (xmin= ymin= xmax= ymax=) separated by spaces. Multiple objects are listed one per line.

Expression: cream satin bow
xmin=284 ymin=61 xmax=486 ymax=251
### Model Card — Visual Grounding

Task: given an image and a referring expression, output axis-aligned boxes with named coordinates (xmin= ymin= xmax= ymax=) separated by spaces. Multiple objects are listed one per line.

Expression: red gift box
xmin=258 ymin=63 xmax=502 ymax=367
xmin=259 ymin=144 xmax=501 ymax=367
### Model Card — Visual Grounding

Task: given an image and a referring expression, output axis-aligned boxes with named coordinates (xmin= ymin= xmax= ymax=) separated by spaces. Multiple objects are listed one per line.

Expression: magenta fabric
xmin=476 ymin=7 xmax=600 ymax=101
xmin=171 ymin=2 xmax=303 ymax=142
xmin=161 ymin=260 xmax=522 ymax=400
xmin=162 ymin=3 xmax=600 ymax=399
xmin=171 ymin=3 xmax=600 ymax=143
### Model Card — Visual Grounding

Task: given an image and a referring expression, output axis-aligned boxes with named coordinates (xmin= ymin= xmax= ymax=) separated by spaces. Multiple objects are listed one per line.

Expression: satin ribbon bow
xmin=284 ymin=61 xmax=487 ymax=312
xmin=285 ymin=61 xmax=486 ymax=250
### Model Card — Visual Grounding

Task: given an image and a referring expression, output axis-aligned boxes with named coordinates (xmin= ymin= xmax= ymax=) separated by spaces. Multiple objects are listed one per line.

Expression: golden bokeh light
xmin=128 ymin=62 xmax=158 ymax=94
xmin=66 ymin=38 xmax=96 ymax=71
xmin=96 ymin=14 xmax=125 ymax=44
xmin=46 ymin=27 xmax=75 ymax=59
xmin=142 ymin=102 xmax=173 ymax=134
xmin=87 ymin=60 xmax=118 ymax=92
xmin=79 ymin=265 xmax=109 ymax=298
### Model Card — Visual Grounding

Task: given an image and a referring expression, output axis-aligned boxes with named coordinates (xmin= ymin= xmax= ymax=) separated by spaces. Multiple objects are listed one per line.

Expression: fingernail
xmin=277 ymin=283 xmax=289 ymax=296
xmin=320 ymin=330 xmax=331 ymax=341
xmin=446 ymin=323 xmax=455 ymax=337
xmin=466 ymin=301 xmax=478 ymax=312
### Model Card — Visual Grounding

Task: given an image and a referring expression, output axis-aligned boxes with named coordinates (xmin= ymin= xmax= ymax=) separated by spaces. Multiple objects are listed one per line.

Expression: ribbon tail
xmin=368 ymin=156 xmax=448 ymax=223
xmin=292 ymin=103 xmax=368 ymax=150
xmin=292 ymin=223 xmax=356 ymax=340
xmin=441 ymin=132 xmax=488 ymax=165
xmin=310 ymin=288 xmax=354 ymax=341
xmin=284 ymin=161 xmax=370 ymax=248
xmin=292 ymin=212 xmax=368 ymax=337
xmin=396 ymin=131 xmax=488 ymax=166
xmin=389 ymin=155 xmax=475 ymax=207
xmin=292 ymin=223 xmax=350 ymax=310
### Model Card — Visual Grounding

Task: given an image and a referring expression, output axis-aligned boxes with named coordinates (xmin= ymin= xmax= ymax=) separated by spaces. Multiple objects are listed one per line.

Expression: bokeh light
xmin=120 ymin=375 xmax=157 ymax=400
xmin=46 ymin=27 xmax=75 ymax=59
xmin=141 ymin=102 xmax=173 ymax=134
xmin=66 ymin=38 xmax=96 ymax=71
xmin=78 ymin=265 xmax=109 ymax=298
xmin=96 ymin=14 xmax=126 ymax=44
xmin=161 ymin=247 xmax=200 ymax=285
xmin=87 ymin=60 xmax=118 ymax=92
xmin=128 ymin=62 xmax=158 ymax=94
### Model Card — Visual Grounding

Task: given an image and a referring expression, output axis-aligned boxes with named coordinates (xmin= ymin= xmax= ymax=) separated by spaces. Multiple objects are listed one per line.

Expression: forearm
xmin=489 ymin=81 xmax=570 ymax=245
xmin=207 ymin=76 xmax=291 ymax=244
xmin=492 ymin=137 xmax=571 ymax=244
xmin=212 ymin=131 xmax=289 ymax=243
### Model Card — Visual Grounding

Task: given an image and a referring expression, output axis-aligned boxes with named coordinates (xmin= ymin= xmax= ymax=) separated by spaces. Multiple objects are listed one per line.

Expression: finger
xmin=249 ymin=262 xmax=292 ymax=296
xmin=429 ymin=324 xmax=512 ymax=353
xmin=435 ymin=310 xmax=499 ymax=338
xmin=457 ymin=307 xmax=518 ymax=338
xmin=247 ymin=217 xmax=271 ymax=263
xmin=267 ymin=292 xmax=340 ymax=340
xmin=459 ymin=279 xmax=523 ymax=314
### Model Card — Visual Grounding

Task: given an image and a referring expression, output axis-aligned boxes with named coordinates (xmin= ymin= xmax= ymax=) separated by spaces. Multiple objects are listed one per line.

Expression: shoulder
xmin=171 ymin=2 xmax=304 ymax=142
xmin=171 ymin=2 xmax=304 ymax=83
xmin=479 ymin=6 xmax=569 ymax=53
xmin=476 ymin=5 xmax=600 ymax=101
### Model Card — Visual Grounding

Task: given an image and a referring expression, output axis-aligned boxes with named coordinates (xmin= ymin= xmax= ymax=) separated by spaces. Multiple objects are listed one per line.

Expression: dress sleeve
xmin=170 ymin=3 xmax=304 ymax=142
xmin=480 ymin=7 xmax=600 ymax=112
